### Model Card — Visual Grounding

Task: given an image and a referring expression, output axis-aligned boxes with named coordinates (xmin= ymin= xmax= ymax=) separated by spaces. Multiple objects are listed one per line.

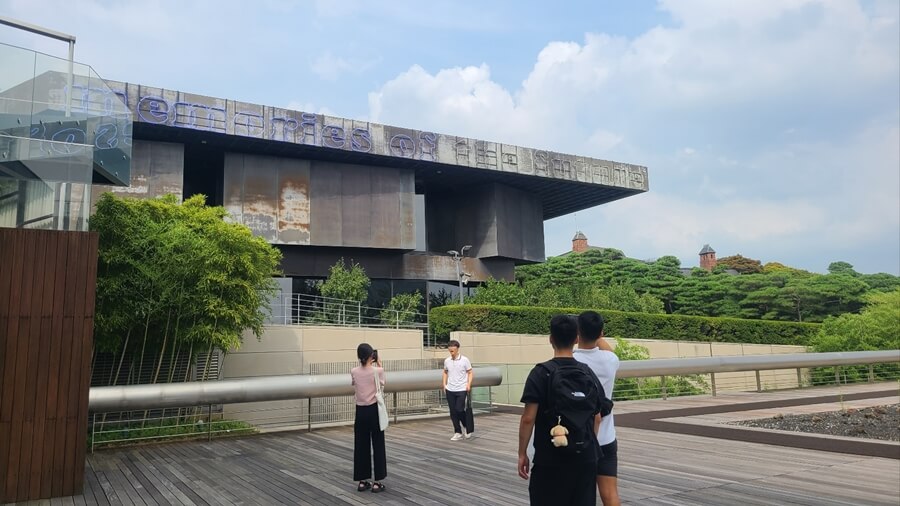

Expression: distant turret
xmin=699 ymin=244 xmax=717 ymax=271
xmin=572 ymin=231 xmax=589 ymax=253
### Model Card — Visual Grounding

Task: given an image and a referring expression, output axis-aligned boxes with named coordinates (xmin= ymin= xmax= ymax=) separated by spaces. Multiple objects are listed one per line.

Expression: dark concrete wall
xmin=426 ymin=183 xmax=544 ymax=263
xmin=278 ymin=246 xmax=514 ymax=282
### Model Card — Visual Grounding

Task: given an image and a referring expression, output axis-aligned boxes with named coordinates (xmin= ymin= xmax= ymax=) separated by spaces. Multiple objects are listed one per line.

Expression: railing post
xmin=797 ymin=368 xmax=803 ymax=388
xmin=710 ymin=372 xmax=717 ymax=397
xmin=207 ymin=404 xmax=212 ymax=441
xmin=307 ymin=397 xmax=312 ymax=432
xmin=393 ymin=392 xmax=398 ymax=424
xmin=660 ymin=376 xmax=667 ymax=400
xmin=755 ymin=370 xmax=762 ymax=392
xmin=91 ymin=412 xmax=96 ymax=454
xmin=868 ymin=365 xmax=875 ymax=383
xmin=357 ymin=301 xmax=362 ymax=327
xmin=834 ymin=366 xmax=841 ymax=385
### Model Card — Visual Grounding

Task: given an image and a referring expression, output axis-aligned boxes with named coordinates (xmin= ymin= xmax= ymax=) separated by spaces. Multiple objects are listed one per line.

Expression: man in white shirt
xmin=442 ymin=339 xmax=474 ymax=441
xmin=573 ymin=311 xmax=621 ymax=506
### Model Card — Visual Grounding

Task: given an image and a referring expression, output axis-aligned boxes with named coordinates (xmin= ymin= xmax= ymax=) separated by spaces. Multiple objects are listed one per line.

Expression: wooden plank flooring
xmin=7 ymin=383 xmax=900 ymax=505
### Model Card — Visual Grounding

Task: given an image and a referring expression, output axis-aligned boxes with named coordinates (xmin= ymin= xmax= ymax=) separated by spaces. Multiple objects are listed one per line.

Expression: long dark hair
xmin=357 ymin=343 xmax=374 ymax=365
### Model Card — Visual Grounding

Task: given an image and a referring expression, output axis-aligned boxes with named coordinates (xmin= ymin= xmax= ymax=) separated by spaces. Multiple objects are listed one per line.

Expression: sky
xmin=2 ymin=0 xmax=898 ymax=274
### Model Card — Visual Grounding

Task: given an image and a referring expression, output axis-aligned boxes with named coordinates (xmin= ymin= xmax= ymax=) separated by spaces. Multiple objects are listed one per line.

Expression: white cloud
xmin=367 ymin=0 xmax=899 ymax=273
xmin=284 ymin=101 xmax=335 ymax=116
xmin=310 ymin=52 xmax=381 ymax=81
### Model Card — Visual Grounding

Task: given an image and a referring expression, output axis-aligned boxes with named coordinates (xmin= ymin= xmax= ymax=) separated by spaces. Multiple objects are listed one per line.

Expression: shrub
xmin=430 ymin=304 xmax=818 ymax=345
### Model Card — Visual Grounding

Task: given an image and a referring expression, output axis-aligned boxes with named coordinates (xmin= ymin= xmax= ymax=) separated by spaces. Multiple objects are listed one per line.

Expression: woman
xmin=351 ymin=343 xmax=387 ymax=493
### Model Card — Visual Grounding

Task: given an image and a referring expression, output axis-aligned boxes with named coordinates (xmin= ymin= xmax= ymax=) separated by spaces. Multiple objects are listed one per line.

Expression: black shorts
xmin=530 ymin=464 xmax=596 ymax=506
xmin=596 ymin=440 xmax=618 ymax=477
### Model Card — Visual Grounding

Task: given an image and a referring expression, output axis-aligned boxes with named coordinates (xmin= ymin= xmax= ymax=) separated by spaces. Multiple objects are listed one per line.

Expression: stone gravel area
xmin=734 ymin=404 xmax=900 ymax=442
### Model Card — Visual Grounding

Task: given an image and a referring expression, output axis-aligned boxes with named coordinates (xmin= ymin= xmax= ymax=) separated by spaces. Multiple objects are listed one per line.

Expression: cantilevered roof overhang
xmin=112 ymin=81 xmax=649 ymax=219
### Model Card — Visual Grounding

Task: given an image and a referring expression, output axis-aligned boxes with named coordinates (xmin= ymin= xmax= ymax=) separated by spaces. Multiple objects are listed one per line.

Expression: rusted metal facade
xmin=83 ymin=80 xmax=650 ymax=284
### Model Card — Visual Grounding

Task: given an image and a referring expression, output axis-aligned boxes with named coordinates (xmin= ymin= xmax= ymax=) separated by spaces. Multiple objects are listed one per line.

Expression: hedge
xmin=430 ymin=304 xmax=819 ymax=346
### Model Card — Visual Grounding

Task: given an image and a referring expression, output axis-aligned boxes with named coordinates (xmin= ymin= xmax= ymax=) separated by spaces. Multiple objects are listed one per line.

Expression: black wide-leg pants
xmin=353 ymin=403 xmax=386 ymax=481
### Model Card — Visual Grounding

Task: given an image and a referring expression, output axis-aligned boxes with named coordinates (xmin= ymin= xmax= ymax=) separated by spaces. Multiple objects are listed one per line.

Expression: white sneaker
xmin=464 ymin=432 xmax=474 ymax=440
xmin=450 ymin=433 xmax=463 ymax=441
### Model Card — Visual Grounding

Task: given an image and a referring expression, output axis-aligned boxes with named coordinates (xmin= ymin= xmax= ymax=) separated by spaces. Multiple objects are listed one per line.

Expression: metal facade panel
xmin=520 ymin=192 xmax=545 ymax=262
xmin=399 ymin=171 xmax=416 ymax=250
xmin=223 ymin=153 xmax=245 ymax=223
xmin=276 ymin=158 xmax=311 ymax=245
xmin=494 ymin=184 xmax=523 ymax=260
xmin=125 ymin=140 xmax=151 ymax=194
xmin=89 ymin=140 xmax=184 ymax=212
xmin=369 ymin=167 xmax=401 ymax=249
xmin=240 ymin=154 xmax=278 ymax=242
xmin=148 ymin=141 xmax=185 ymax=198
xmin=340 ymin=164 xmax=372 ymax=247
xmin=309 ymin=162 xmax=342 ymax=246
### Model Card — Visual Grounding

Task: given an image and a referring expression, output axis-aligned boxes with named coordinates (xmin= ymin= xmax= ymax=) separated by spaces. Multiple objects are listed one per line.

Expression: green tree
xmin=320 ymin=259 xmax=371 ymax=302
xmin=610 ymin=337 xmax=708 ymax=400
xmin=309 ymin=259 xmax=371 ymax=325
xmin=467 ymin=278 xmax=528 ymax=305
xmin=860 ymin=273 xmax=900 ymax=292
xmin=810 ymin=289 xmax=900 ymax=352
xmin=92 ymin=193 xmax=282 ymax=385
xmin=718 ymin=254 xmax=763 ymax=274
xmin=827 ymin=261 xmax=859 ymax=277
xmin=809 ymin=289 xmax=900 ymax=382
xmin=380 ymin=291 xmax=424 ymax=327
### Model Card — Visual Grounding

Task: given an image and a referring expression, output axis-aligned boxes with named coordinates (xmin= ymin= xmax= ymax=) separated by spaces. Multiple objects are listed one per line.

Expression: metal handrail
xmin=87 ymin=351 xmax=899 ymax=413
xmin=617 ymin=350 xmax=899 ymax=378
xmin=89 ymin=366 xmax=503 ymax=412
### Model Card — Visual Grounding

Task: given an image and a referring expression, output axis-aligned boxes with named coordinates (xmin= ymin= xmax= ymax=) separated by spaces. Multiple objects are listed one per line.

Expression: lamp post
xmin=447 ymin=245 xmax=472 ymax=304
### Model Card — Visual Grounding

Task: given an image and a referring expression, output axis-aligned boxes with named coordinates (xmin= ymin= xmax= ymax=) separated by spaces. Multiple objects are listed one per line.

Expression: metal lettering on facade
xmin=42 ymin=81 xmax=648 ymax=192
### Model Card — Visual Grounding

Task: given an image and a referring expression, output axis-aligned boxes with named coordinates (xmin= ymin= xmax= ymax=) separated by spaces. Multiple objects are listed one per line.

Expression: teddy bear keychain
xmin=550 ymin=416 xmax=568 ymax=447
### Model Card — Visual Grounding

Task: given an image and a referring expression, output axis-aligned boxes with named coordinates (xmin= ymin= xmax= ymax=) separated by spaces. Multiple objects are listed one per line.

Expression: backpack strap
xmin=535 ymin=360 xmax=561 ymax=416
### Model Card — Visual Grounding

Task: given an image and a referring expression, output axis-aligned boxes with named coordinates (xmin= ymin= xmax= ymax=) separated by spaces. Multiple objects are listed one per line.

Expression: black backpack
xmin=537 ymin=360 xmax=612 ymax=460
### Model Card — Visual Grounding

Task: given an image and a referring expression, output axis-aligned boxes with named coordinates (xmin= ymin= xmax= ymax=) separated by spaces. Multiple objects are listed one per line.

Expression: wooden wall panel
xmin=0 ymin=228 xmax=98 ymax=502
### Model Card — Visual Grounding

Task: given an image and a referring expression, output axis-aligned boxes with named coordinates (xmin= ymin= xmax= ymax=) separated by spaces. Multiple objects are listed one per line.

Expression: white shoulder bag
xmin=374 ymin=369 xmax=389 ymax=431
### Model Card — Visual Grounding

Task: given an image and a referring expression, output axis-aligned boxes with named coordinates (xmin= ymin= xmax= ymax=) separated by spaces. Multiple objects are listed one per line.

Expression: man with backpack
xmin=517 ymin=315 xmax=612 ymax=506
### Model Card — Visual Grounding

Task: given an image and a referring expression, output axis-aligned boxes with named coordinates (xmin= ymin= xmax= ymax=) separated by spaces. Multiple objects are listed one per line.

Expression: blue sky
xmin=2 ymin=0 xmax=898 ymax=274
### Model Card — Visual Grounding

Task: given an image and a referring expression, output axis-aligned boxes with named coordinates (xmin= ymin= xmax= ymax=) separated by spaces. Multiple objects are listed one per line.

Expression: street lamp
xmin=447 ymin=245 xmax=472 ymax=304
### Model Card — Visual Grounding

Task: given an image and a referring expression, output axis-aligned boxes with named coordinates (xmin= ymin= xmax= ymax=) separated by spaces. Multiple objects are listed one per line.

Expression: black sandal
xmin=357 ymin=481 xmax=371 ymax=492
xmin=371 ymin=482 xmax=386 ymax=493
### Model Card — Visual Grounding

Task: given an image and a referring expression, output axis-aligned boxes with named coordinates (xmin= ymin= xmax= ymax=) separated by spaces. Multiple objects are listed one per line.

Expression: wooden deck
xmin=7 ymin=383 xmax=900 ymax=505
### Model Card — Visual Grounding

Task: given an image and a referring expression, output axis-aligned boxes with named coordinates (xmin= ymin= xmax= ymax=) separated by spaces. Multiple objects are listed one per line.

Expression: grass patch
xmin=90 ymin=417 xmax=258 ymax=449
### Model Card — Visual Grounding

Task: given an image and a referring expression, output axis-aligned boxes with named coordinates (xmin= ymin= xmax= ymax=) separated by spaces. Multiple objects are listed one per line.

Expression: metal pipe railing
xmin=89 ymin=366 xmax=503 ymax=412
xmin=617 ymin=350 xmax=899 ymax=378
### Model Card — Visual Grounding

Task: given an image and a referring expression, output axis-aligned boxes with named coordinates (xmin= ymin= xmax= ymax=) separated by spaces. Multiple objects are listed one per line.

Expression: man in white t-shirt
xmin=442 ymin=339 xmax=474 ymax=441
xmin=573 ymin=311 xmax=621 ymax=506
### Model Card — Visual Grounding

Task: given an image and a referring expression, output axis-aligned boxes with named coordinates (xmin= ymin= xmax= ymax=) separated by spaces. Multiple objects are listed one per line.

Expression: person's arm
xmin=466 ymin=368 xmax=473 ymax=392
xmin=442 ymin=368 xmax=448 ymax=390
xmin=594 ymin=413 xmax=601 ymax=435
xmin=598 ymin=337 xmax=614 ymax=352
xmin=517 ymin=403 xmax=538 ymax=480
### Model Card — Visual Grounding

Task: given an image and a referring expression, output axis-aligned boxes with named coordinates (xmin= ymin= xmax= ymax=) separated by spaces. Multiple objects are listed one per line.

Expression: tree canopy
xmin=91 ymin=193 xmax=282 ymax=383
xmin=511 ymin=248 xmax=898 ymax=322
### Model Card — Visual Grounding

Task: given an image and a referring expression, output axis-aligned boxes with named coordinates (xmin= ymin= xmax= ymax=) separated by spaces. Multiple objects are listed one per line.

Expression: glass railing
xmin=0 ymin=41 xmax=132 ymax=231
xmin=0 ymin=41 xmax=131 ymax=186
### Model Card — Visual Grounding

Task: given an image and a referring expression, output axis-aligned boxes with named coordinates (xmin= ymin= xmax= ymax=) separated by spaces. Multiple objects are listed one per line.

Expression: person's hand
xmin=517 ymin=454 xmax=530 ymax=480
xmin=466 ymin=384 xmax=471 ymax=392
